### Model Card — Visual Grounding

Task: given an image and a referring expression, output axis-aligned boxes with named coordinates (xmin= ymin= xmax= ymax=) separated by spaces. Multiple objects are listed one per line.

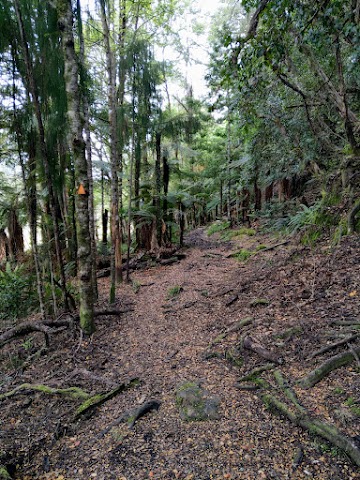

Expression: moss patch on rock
xmin=176 ymin=381 xmax=220 ymax=421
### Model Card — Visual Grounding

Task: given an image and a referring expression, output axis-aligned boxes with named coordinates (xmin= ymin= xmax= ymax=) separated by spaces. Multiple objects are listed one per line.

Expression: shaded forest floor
xmin=1 ymin=227 xmax=360 ymax=479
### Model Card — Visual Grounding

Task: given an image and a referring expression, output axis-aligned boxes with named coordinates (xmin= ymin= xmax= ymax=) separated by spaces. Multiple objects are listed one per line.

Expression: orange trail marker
xmin=77 ymin=183 xmax=86 ymax=195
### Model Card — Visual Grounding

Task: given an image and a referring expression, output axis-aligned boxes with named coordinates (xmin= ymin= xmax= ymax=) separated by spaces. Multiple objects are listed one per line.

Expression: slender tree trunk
xmin=100 ymin=0 xmax=122 ymax=301
xmin=126 ymin=60 xmax=136 ymax=281
xmin=163 ymin=150 xmax=170 ymax=243
xmin=77 ymin=0 xmax=98 ymax=299
xmin=334 ymin=36 xmax=359 ymax=155
xmin=154 ymin=132 xmax=163 ymax=247
xmin=56 ymin=0 xmax=94 ymax=334
xmin=226 ymin=97 xmax=232 ymax=223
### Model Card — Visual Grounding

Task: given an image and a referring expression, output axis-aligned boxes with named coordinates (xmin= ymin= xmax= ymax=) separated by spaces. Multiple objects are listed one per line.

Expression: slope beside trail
xmin=1 ymin=228 xmax=360 ymax=480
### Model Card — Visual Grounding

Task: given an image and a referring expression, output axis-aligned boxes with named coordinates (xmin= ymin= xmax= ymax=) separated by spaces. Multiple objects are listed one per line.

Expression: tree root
xmin=237 ymin=363 xmax=275 ymax=383
xmin=98 ymin=399 xmax=161 ymax=437
xmin=242 ymin=335 xmax=282 ymax=364
xmin=0 ymin=383 xmax=90 ymax=402
xmin=210 ymin=317 xmax=253 ymax=346
xmin=0 ymin=318 xmax=74 ymax=349
xmin=75 ymin=377 xmax=140 ymax=419
xmin=0 ymin=309 xmax=133 ymax=349
xmin=308 ymin=334 xmax=360 ymax=360
xmin=262 ymin=392 xmax=360 ymax=467
xmin=299 ymin=346 xmax=360 ymax=388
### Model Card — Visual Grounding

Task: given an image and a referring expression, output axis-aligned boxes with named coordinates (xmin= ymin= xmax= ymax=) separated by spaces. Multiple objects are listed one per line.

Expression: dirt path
xmin=1 ymin=228 xmax=360 ymax=479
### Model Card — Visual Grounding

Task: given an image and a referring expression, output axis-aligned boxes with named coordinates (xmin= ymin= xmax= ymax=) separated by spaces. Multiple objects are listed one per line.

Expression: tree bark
xmin=56 ymin=0 xmax=94 ymax=334
xmin=99 ymin=0 xmax=123 ymax=299
xmin=76 ymin=0 xmax=98 ymax=300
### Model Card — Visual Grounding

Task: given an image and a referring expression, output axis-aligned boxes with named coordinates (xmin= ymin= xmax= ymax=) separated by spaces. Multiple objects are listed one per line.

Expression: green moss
xmin=250 ymin=298 xmax=270 ymax=307
xmin=235 ymin=249 xmax=253 ymax=262
xmin=0 ymin=383 xmax=90 ymax=402
xmin=0 ymin=465 xmax=11 ymax=480
xmin=167 ymin=285 xmax=183 ymax=299
xmin=212 ymin=333 xmax=226 ymax=344
xmin=132 ymin=280 xmax=141 ymax=294
xmin=76 ymin=393 xmax=105 ymax=416
xmin=274 ymin=326 xmax=303 ymax=340
xmin=237 ymin=227 xmax=256 ymax=236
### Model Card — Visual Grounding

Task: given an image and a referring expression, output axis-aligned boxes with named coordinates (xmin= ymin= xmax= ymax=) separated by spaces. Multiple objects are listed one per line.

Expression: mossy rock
xmin=176 ymin=381 xmax=220 ymax=421
xmin=250 ymin=298 xmax=270 ymax=307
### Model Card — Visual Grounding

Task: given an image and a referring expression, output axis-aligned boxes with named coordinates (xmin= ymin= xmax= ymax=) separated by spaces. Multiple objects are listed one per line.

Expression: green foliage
xmin=220 ymin=227 xmax=256 ymax=241
xmin=0 ymin=263 xmax=37 ymax=322
xmin=237 ymin=227 xmax=256 ymax=236
xmin=207 ymin=221 xmax=231 ymax=236
xmin=333 ymin=387 xmax=345 ymax=395
xmin=167 ymin=285 xmax=183 ymax=299
xmin=234 ymin=249 xmax=253 ymax=262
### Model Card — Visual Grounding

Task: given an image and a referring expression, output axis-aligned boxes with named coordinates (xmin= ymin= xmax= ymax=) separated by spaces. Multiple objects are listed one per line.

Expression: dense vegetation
xmin=0 ymin=0 xmax=359 ymax=330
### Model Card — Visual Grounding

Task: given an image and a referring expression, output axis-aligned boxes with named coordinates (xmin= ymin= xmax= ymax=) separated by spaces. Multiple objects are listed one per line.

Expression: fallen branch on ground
xmin=242 ymin=335 xmax=282 ymax=364
xmin=0 ymin=383 xmax=90 ymax=402
xmin=75 ymin=377 xmax=140 ymax=419
xmin=98 ymin=399 xmax=161 ymax=437
xmin=331 ymin=320 xmax=360 ymax=327
xmin=253 ymin=240 xmax=290 ymax=254
xmin=299 ymin=346 xmax=360 ymax=388
xmin=261 ymin=393 xmax=360 ymax=467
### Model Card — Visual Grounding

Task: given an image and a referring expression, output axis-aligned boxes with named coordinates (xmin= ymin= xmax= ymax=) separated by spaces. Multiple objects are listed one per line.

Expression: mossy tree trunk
xmin=56 ymin=0 xmax=94 ymax=334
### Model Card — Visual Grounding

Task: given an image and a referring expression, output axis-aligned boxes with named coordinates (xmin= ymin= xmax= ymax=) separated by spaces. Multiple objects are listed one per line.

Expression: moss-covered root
xmin=262 ymin=393 xmax=360 ymax=467
xmin=0 ymin=465 xmax=11 ymax=480
xmin=75 ymin=378 xmax=140 ymax=419
xmin=0 ymin=383 xmax=90 ymax=402
xmin=299 ymin=346 xmax=360 ymax=388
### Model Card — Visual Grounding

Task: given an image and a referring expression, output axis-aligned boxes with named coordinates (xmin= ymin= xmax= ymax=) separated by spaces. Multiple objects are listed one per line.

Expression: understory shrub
xmin=0 ymin=263 xmax=37 ymax=324
xmin=207 ymin=221 xmax=231 ymax=236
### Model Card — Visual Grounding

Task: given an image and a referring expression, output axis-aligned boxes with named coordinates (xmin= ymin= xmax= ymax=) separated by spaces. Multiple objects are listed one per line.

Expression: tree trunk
xmin=7 ymin=208 xmax=24 ymax=262
xmin=154 ymin=132 xmax=163 ymax=247
xmin=56 ymin=0 xmax=94 ymax=334
xmin=0 ymin=230 xmax=9 ymax=264
xmin=99 ymin=0 xmax=123 ymax=300
xmin=77 ymin=0 xmax=98 ymax=300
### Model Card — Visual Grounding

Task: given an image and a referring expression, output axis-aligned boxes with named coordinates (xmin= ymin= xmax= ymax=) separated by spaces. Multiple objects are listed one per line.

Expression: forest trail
xmin=1 ymin=228 xmax=360 ymax=480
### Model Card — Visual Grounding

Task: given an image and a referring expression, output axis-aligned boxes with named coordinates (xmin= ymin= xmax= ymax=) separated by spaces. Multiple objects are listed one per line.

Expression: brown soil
xmin=1 ymin=228 xmax=360 ymax=480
